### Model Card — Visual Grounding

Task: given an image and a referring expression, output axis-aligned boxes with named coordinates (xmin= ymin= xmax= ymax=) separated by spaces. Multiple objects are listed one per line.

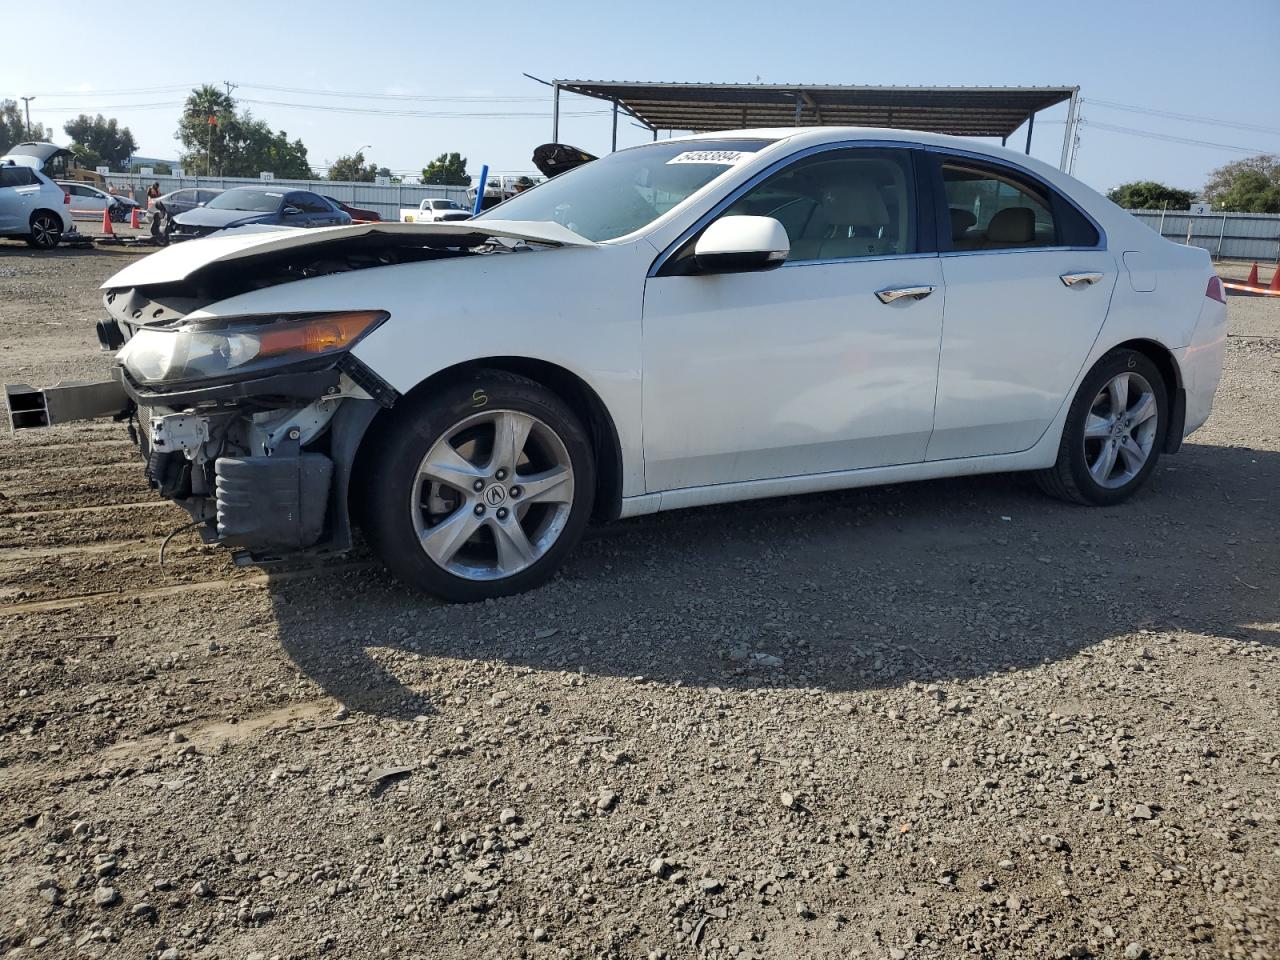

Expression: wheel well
xmin=1112 ymin=337 xmax=1181 ymax=396
xmin=351 ymin=358 xmax=625 ymax=522
xmin=1111 ymin=338 xmax=1184 ymax=452
xmin=30 ymin=209 xmax=61 ymax=225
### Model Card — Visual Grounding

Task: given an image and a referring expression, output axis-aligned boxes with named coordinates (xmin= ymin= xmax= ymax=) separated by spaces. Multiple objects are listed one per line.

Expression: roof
xmin=556 ymin=82 xmax=1076 ymax=139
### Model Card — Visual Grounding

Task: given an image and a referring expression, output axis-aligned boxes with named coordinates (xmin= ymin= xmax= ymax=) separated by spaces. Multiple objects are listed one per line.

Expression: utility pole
xmin=19 ymin=97 xmax=35 ymax=139
xmin=223 ymin=80 xmax=238 ymax=98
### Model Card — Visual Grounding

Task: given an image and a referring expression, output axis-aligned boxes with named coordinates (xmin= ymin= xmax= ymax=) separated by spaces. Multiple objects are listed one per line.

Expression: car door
xmin=923 ymin=153 xmax=1115 ymax=460
xmin=0 ymin=166 xmax=38 ymax=231
xmin=289 ymin=191 xmax=341 ymax=227
xmin=72 ymin=184 xmax=106 ymax=218
xmin=642 ymin=146 xmax=944 ymax=492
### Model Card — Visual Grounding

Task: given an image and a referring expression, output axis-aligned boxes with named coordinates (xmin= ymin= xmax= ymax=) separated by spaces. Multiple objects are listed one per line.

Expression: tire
xmin=26 ymin=212 xmax=62 ymax=249
xmin=361 ymin=370 xmax=596 ymax=602
xmin=1036 ymin=348 xmax=1168 ymax=505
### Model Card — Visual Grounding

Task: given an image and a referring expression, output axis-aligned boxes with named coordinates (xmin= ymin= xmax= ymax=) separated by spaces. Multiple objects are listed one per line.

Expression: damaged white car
xmin=6 ymin=129 xmax=1226 ymax=602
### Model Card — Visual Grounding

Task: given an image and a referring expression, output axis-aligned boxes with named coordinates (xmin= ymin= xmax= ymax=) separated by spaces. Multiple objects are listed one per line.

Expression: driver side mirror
xmin=693 ymin=215 xmax=790 ymax=274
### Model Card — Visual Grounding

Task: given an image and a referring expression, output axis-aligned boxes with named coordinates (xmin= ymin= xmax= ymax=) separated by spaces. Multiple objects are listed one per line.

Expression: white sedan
xmin=6 ymin=128 xmax=1226 ymax=601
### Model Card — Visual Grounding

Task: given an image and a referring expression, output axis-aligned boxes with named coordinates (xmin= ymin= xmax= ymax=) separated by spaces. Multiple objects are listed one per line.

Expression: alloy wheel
xmin=411 ymin=409 xmax=575 ymax=581
xmin=30 ymin=214 xmax=60 ymax=249
xmin=1083 ymin=372 xmax=1159 ymax=489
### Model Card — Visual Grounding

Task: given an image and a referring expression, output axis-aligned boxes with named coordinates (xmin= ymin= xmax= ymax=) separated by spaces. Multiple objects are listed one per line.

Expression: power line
xmin=1082 ymin=98 xmax=1280 ymax=137
xmin=238 ymin=82 xmax=546 ymax=103
xmin=238 ymin=97 xmax=609 ymax=120
xmin=22 ymin=84 xmax=200 ymax=98
xmin=31 ymin=101 xmax=187 ymax=113
xmin=1084 ymin=120 xmax=1271 ymax=154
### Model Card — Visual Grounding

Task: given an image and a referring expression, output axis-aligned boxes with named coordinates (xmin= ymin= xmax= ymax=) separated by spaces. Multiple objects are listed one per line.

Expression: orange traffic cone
xmin=101 ymin=207 xmax=114 ymax=237
xmin=1247 ymin=262 xmax=1259 ymax=286
xmin=129 ymin=207 xmax=140 ymax=229
xmin=1271 ymin=263 xmax=1280 ymax=293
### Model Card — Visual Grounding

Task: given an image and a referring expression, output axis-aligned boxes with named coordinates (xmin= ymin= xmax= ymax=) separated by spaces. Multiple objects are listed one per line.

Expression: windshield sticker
xmin=666 ymin=150 xmax=752 ymax=166
xmin=264 ymin=192 xmax=283 ymax=197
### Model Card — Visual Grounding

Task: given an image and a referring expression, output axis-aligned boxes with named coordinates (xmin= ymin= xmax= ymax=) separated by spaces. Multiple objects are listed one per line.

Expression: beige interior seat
xmin=981 ymin=206 xmax=1035 ymax=248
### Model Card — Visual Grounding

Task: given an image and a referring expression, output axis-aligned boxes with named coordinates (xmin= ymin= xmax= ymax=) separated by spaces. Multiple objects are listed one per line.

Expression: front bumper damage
xmin=5 ymin=331 xmax=393 ymax=565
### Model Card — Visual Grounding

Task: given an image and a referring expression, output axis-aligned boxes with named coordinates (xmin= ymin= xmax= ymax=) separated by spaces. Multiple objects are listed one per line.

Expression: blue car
xmin=170 ymin=187 xmax=351 ymax=239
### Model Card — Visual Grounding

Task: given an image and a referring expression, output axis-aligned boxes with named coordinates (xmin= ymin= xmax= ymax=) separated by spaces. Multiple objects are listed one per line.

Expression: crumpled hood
xmin=102 ymin=220 xmax=596 ymax=289
xmin=173 ymin=206 xmax=274 ymax=230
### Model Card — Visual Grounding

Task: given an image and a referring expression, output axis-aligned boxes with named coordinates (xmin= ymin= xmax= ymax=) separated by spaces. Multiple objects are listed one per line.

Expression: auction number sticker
xmin=666 ymin=150 xmax=750 ymax=166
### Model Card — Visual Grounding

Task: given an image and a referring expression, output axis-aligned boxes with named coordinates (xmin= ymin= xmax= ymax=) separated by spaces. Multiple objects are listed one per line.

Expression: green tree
xmin=328 ymin=151 xmax=378 ymax=182
xmin=175 ymin=85 xmax=313 ymax=179
xmin=1203 ymin=155 xmax=1280 ymax=213
xmin=0 ymin=99 xmax=50 ymax=154
xmin=421 ymin=152 xmax=469 ymax=186
xmin=62 ymin=114 xmax=137 ymax=170
xmin=1106 ymin=181 xmax=1196 ymax=210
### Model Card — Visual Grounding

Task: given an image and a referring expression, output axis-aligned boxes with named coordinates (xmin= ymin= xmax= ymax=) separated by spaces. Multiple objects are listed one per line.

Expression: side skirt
xmin=617 ymin=447 xmax=1056 ymax=518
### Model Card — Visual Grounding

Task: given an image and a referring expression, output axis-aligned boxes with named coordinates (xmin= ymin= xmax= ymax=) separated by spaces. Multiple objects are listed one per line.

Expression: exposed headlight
xmin=118 ymin=310 xmax=387 ymax=386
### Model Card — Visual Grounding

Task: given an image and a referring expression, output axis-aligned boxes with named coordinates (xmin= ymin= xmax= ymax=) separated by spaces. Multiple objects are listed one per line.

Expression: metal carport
xmin=549 ymin=81 xmax=1080 ymax=170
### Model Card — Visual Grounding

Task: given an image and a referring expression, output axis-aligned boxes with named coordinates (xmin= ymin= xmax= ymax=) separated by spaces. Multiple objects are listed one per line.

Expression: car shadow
xmin=271 ymin=441 xmax=1278 ymax=720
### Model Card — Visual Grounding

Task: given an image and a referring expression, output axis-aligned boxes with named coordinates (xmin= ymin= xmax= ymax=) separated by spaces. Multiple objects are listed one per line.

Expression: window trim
xmin=649 ymin=139 xmax=934 ymax=278
xmin=921 ymin=147 xmax=1105 ymax=255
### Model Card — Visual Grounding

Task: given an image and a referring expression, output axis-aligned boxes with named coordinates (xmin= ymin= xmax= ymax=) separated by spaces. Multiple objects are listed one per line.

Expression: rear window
xmin=0 ymin=166 xmax=39 ymax=188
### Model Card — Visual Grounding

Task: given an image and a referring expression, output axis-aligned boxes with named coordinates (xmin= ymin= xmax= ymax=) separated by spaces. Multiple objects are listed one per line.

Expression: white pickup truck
xmin=399 ymin=198 xmax=471 ymax=223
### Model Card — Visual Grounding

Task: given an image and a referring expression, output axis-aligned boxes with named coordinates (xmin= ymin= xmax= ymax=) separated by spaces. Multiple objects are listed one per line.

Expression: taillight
xmin=1206 ymin=276 xmax=1226 ymax=304
xmin=63 ymin=191 xmax=70 ymax=205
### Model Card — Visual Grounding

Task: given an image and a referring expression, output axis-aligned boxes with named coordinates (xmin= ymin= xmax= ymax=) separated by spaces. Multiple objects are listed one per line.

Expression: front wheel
xmin=1036 ymin=348 xmax=1168 ymax=505
xmin=26 ymin=212 xmax=62 ymax=249
xmin=361 ymin=371 xmax=596 ymax=602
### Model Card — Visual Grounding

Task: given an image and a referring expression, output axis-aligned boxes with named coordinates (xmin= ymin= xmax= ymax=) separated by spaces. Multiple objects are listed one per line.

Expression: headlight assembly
xmin=118 ymin=310 xmax=387 ymax=387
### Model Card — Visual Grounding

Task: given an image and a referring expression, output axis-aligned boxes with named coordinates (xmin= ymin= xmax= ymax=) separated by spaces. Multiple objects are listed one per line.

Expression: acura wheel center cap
xmin=484 ymin=484 xmax=508 ymax=507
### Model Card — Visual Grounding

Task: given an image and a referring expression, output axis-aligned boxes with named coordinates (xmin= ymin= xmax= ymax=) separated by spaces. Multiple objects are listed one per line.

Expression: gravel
xmin=0 ymin=244 xmax=1277 ymax=958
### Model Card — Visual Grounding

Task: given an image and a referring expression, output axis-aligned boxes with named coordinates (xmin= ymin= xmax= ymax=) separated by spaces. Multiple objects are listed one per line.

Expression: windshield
xmin=206 ymin=188 xmax=283 ymax=212
xmin=476 ymin=139 xmax=773 ymax=241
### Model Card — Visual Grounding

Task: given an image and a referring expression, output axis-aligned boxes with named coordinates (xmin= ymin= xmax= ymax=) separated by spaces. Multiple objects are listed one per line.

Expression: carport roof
xmin=555 ymin=81 xmax=1077 ymax=139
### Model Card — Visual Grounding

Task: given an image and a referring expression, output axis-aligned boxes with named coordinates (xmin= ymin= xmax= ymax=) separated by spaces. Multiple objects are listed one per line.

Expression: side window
xmin=0 ymin=166 xmax=25 ymax=188
xmin=722 ymin=148 xmax=916 ymax=262
xmin=940 ymin=162 xmax=1056 ymax=251
xmin=289 ymin=192 xmax=329 ymax=214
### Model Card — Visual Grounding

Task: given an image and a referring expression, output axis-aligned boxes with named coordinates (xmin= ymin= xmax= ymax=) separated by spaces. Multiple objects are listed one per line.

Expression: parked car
xmin=58 ymin=182 xmax=140 ymax=222
xmin=150 ymin=188 xmax=223 ymax=217
xmin=0 ymin=142 xmax=106 ymax=188
xmin=6 ymin=128 xmax=1226 ymax=602
xmin=323 ymin=196 xmax=381 ymax=222
xmin=170 ymin=187 xmax=351 ymax=238
xmin=0 ymin=162 xmax=72 ymax=248
xmin=400 ymin=198 xmax=470 ymax=222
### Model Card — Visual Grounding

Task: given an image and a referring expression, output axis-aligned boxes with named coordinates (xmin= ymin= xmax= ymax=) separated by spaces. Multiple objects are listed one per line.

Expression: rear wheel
xmin=1036 ymin=348 xmax=1168 ymax=505
xmin=26 ymin=212 xmax=62 ymax=249
xmin=361 ymin=371 xmax=595 ymax=601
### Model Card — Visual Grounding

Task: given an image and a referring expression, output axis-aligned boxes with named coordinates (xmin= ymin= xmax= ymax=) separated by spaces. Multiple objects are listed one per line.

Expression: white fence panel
xmin=1128 ymin=210 xmax=1280 ymax=261
xmin=105 ymin=173 xmax=471 ymax=223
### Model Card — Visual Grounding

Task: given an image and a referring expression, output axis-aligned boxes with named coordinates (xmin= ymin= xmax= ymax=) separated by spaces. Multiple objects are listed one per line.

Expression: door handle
xmin=1060 ymin=272 xmax=1103 ymax=287
xmin=875 ymin=285 xmax=935 ymax=304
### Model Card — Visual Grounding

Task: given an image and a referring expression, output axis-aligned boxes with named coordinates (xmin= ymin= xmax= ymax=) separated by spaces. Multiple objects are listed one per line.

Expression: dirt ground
xmin=0 ymin=241 xmax=1277 ymax=960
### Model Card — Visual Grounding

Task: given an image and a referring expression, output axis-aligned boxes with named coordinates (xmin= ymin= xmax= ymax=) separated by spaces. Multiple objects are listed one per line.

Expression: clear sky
xmin=4 ymin=0 xmax=1278 ymax=191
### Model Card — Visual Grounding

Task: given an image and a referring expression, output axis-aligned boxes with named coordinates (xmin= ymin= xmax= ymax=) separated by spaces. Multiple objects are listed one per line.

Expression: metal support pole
xmin=1158 ymin=201 xmax=1167 ymax=238
xmin=1024 ymin=112 xmax=1035 ymax=155
xmin=611 ymin=101 xmax=618 ymax=152
xmin=1001 ymin=135 xmax=1007 ymax=147
xmin=1216 ymin=213 xmax=1227 ymax=259
xmin=472 ymin=165 xmax=489 ymax=217
xmin=20 ymin=96 xmax=34 ymax=138
xmin=1058 ymin=89 xmax=1079 ymax=171
xmin=551 ymin=83 xmax=560 ymax=143
xmin=652 ymin=128 xmax=658 ymax=142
